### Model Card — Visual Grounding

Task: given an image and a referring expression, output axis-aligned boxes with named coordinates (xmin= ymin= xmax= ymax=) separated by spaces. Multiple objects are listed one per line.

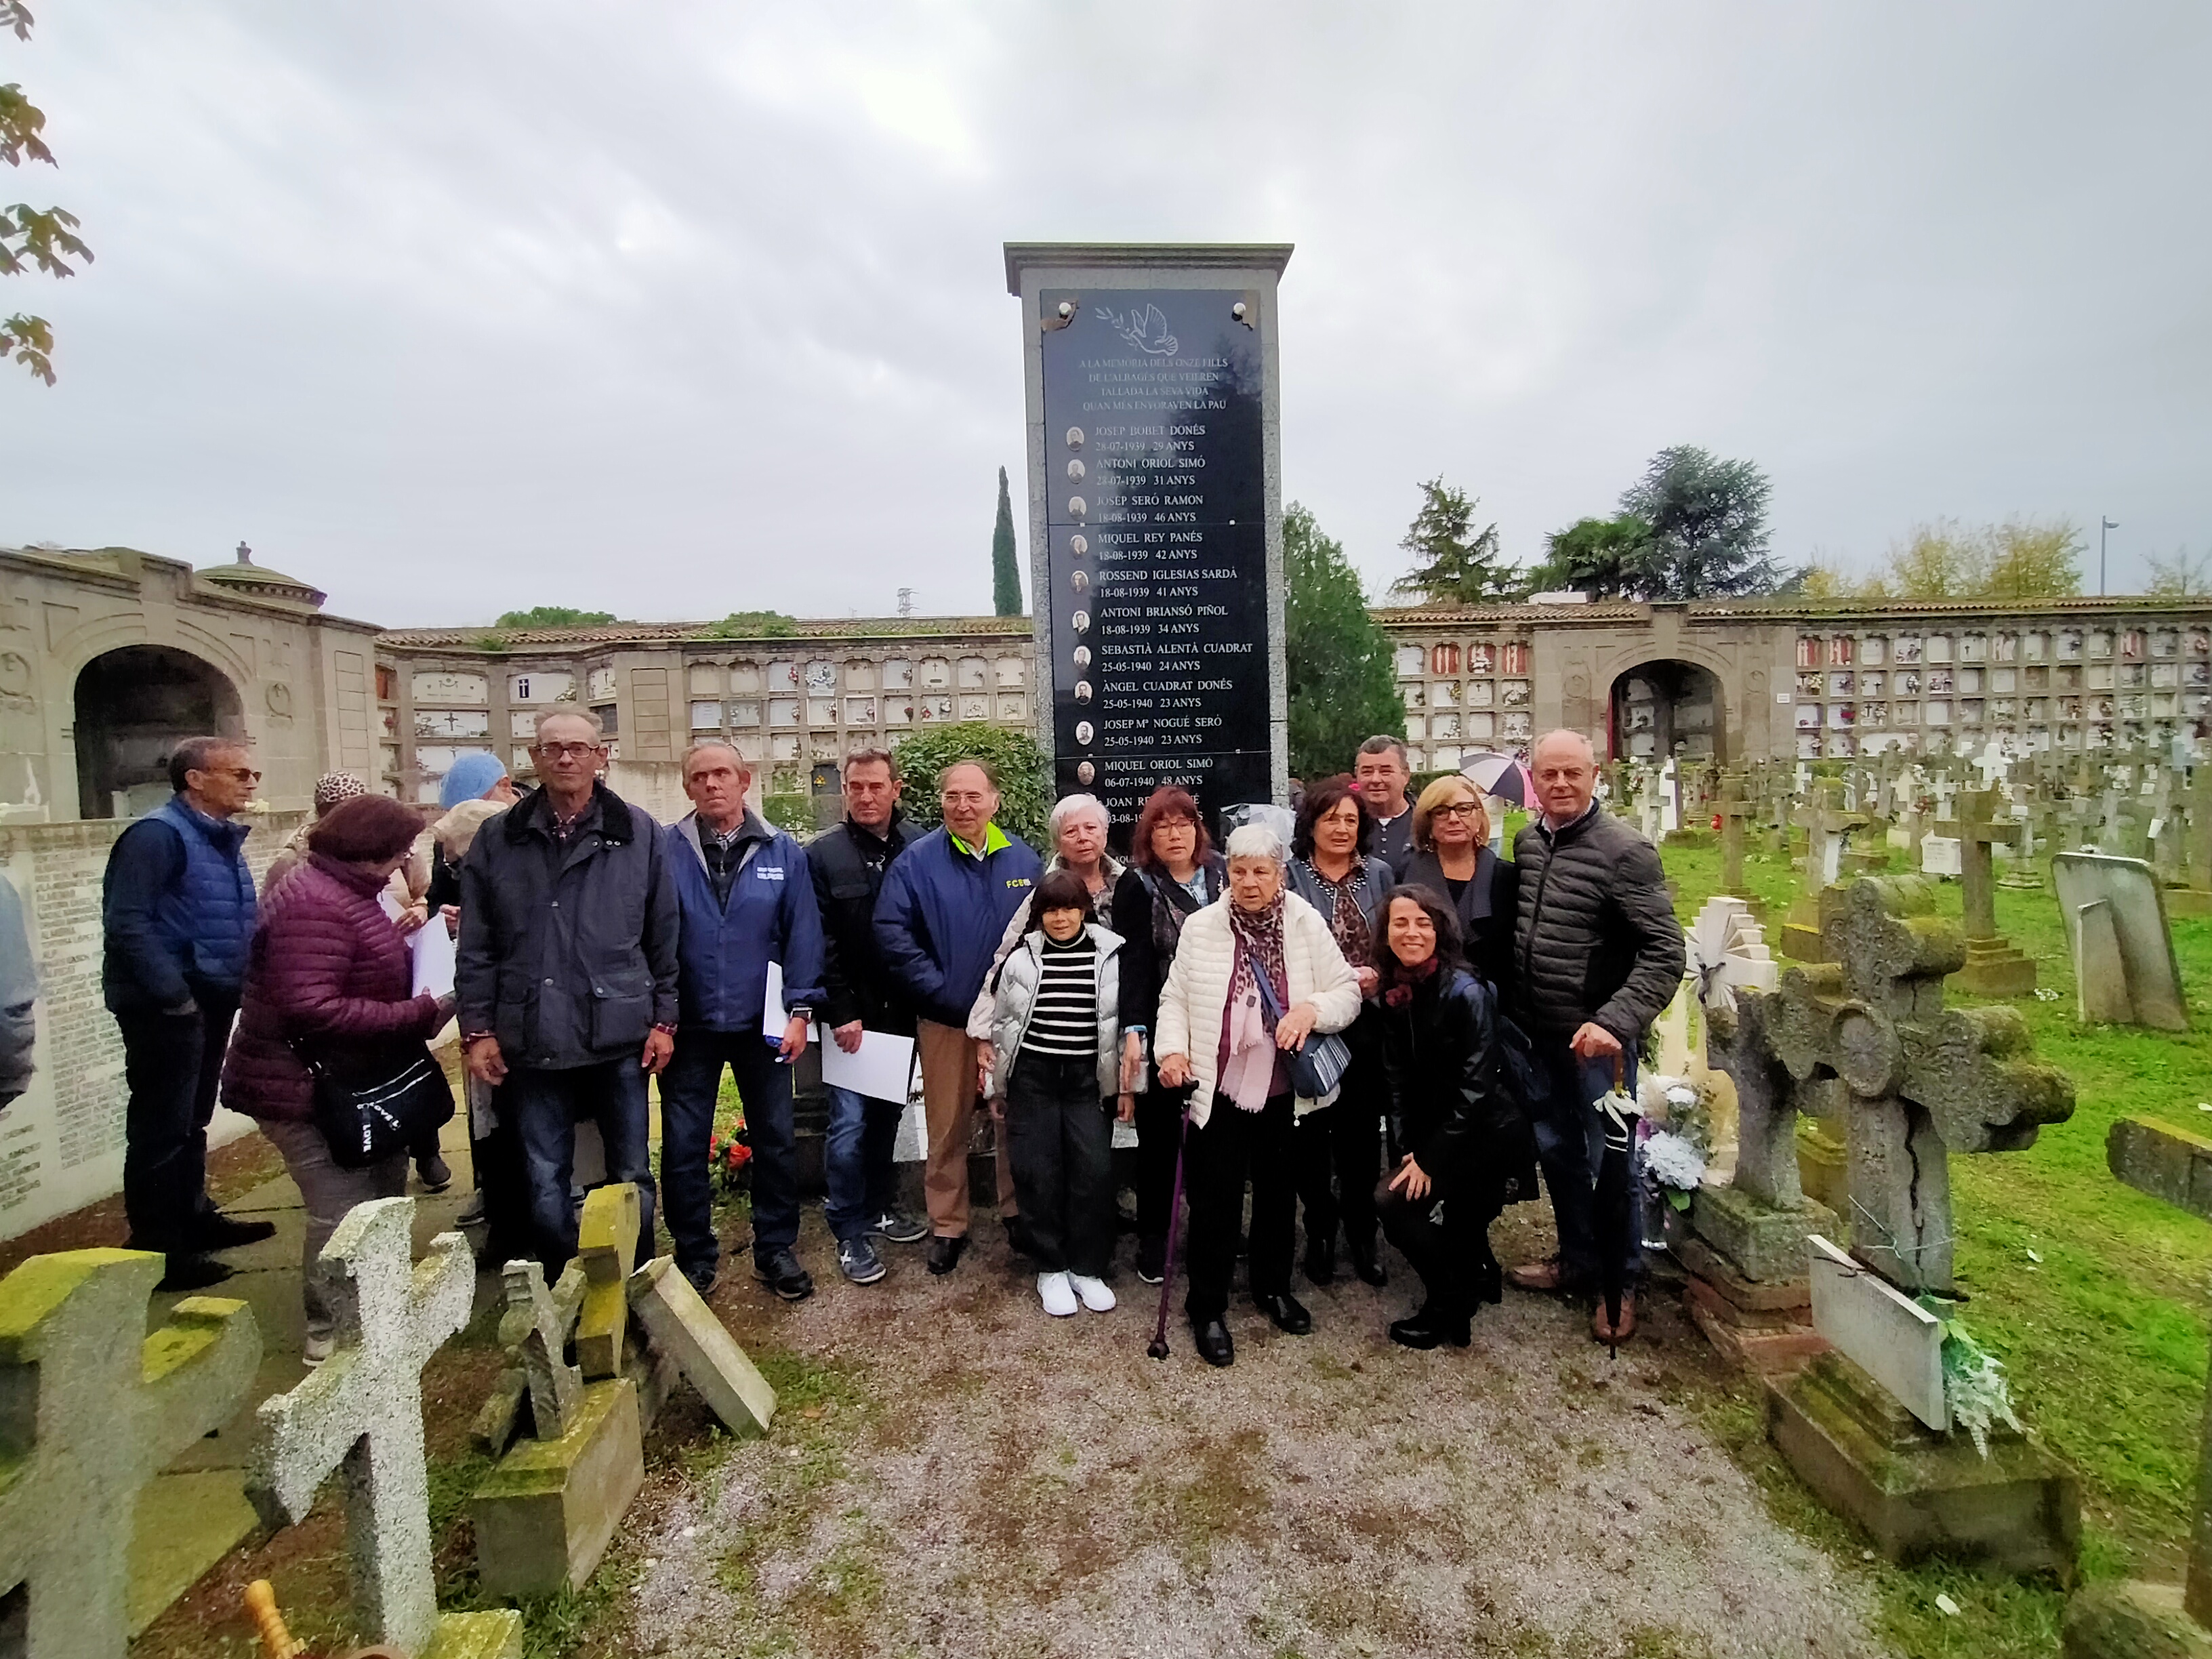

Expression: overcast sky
xmin=3 ymin=4 xmax=2206 ymax=627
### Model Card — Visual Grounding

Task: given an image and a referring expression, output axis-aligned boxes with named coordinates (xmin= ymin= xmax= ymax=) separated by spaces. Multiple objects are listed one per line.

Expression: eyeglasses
xmin=535 ymin=741 xmax=603 ymax=760
xmin=1435 ymin=802 xmax=1483 ymax=820
xmin=201 ymin=767 xmax=262 ymax=783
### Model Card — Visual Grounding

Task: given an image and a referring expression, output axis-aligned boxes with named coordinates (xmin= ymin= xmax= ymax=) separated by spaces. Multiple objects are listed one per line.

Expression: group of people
xmin=100 ymin=714 xmax=1684 ymax=1370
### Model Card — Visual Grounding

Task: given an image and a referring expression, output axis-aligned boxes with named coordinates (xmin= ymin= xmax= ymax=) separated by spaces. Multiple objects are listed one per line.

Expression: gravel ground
xmin=619 ymin=1205 xmax=1893 ymax=1659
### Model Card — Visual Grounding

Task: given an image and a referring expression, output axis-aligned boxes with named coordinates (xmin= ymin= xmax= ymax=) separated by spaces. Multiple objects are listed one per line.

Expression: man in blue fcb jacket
xmin=661 ymin=741 xmax=825 ymax=1301
xmin=874 ymin=757 xmax=1041 ymax=1274
xmin=101 ymin=735 xmax=277 ymax=1290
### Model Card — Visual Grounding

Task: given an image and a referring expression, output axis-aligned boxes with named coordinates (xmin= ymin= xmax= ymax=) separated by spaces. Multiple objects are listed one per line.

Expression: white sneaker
xmin=1038 ymin=1271 xmax=1080 ymax=1317
xmin=1069 ymin=1273 xmax=1116 ymax=1313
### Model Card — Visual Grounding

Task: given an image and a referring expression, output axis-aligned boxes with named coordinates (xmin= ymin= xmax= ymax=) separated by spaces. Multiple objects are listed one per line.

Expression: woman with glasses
xmin=1397 ymin=775 xmax=1519 ymax=1002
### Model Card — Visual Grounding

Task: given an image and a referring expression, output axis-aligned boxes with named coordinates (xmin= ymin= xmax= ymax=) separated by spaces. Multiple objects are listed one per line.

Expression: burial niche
xmin=1611 ymin=659 xmax=1723 ymax=764
xmin=73 ymin=645 xmax=245 ymax=820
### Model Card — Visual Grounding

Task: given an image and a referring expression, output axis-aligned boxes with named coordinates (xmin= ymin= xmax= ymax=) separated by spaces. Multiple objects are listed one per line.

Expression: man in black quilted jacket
xmin=1507 ymin=729 xmax=1685 ymax=1343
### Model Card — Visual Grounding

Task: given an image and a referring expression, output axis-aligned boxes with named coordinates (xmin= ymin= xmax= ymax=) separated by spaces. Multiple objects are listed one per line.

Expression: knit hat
xmin=313 ymin=772 xmax=367 ymax=813
xmin=438 ymin=750 xmax=510 ymax=810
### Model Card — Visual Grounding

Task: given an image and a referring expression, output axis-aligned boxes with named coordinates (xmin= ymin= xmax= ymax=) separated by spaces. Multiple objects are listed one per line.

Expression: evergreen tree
xmin=991 ymin=466 xmax=1022 ymax=617
xmin=1617 ymin=445 xmax=1780 ymax=598
xmin=1389 ymin=477 xmax=1518 ymax=605
xmin=1286 ymin=502 xmax=1404 ymax=781
xmin=1529 ymin=514 xmax=1651 ymax=598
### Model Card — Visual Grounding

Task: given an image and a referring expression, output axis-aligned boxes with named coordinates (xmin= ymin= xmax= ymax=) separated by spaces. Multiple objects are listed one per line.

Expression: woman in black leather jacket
xmin=1372 ymin=885 xmax=1538 ymax=1349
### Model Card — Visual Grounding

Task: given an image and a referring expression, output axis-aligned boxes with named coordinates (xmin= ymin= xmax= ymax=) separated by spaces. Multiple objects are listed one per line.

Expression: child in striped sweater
xmin=975 ymin=868 xmax=1133 ymax=1317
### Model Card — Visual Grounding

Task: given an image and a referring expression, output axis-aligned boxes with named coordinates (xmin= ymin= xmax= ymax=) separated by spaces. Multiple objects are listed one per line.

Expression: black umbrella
xmin=1593 ymin=1054 xmax=1639 ymax=1357
xmin=1147 ymin=1104 xmax=1193 ymax=1360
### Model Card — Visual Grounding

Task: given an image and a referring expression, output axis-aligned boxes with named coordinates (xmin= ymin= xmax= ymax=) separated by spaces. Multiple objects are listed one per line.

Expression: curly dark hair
xmin=1292 ymin=773 xmax=1374 ymax=861
xmin=1370 ymin=884 xmax=1467 ymax=995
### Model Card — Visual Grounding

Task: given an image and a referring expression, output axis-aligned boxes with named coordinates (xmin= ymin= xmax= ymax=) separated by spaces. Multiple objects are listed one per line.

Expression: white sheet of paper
xmin=821 ymin=1029 xmax=918 ymax=1102
xmin=762 ymin=961 xmax=820 ymax=1042
xmin=411 ymin=914 xmax=457 ymax=999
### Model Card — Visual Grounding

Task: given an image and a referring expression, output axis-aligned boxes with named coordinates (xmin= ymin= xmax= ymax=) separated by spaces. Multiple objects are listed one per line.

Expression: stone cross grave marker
xmin=2185 ymin=761 xmax=2212 ymax=909
xmin=1660 ymin=754 xmax=1682 ymax=835
xmin=501 ymin=1260 xmax=583 ymax=1440
xmin=0 ymin=1250 xmax=260 ymax=1659
xmin=2060 ymin=1118 xmax=2212 ymax=1656
xmin=1782 ymin=779 xmax=1867 ymax=961
xmin=574 ymin=1181 xmax=640 ymax=1380
xmin=1715 ymin=771 xmax=1761 ymax=907
xmin=1769 ymin=876 xmax=2075 ymax=1296
xmin=249 ymin=1199 xmax=485 ymax=1659
xmin=1951 ymin=787 xmax=2038 ymax=995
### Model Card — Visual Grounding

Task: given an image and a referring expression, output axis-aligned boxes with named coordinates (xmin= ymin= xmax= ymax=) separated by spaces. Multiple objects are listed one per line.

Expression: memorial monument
xmin=1005 ymin=243 xmax=1292 ymax=827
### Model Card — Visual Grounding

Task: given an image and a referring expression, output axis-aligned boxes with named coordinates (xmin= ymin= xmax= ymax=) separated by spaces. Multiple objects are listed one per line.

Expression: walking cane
xmin=1146 ymin=1103 xmax=1193 ymax=1360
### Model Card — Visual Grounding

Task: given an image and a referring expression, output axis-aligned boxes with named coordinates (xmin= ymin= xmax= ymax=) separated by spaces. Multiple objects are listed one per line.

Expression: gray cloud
xmin=3 ymin=3 xmax=2205 ymax=623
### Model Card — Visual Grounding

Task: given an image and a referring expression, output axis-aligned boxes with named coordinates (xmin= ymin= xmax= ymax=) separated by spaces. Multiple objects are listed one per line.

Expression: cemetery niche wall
xmin=1006 ymin=243 xmax=1292 ymax=827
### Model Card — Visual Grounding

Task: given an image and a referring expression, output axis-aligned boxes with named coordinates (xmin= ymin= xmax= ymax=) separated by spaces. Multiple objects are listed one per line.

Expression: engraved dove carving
xmin=1096 ymin=303 xmax=1179 ymax=356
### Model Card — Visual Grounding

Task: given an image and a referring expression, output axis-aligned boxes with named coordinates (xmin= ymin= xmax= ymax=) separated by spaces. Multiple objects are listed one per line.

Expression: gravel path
xmin=619 ymin=1208 xmax=1892 ymax=1659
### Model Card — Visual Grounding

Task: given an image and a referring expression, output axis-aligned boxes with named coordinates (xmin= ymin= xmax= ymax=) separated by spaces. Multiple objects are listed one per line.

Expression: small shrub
xmin=893 ymin=724 xmax=1049 ymax=848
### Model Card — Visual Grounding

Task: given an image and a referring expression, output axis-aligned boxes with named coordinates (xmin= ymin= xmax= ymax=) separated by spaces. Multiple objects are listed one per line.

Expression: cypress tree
xmin=991 ymin=467 xmax=1023 ymax=617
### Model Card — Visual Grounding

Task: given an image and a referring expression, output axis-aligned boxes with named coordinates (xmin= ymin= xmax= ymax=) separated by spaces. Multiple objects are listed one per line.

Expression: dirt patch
xmin=614 ymin=1206 xmax=1896 ymax=1659
xmin=0 ymin=1129 xmax=286 ymax=1278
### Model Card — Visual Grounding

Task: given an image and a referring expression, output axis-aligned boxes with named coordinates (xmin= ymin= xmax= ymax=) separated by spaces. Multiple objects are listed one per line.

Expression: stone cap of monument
xmin=198 ymin=542 xmax=328 ymax=609
xmin=1004 ymin=242 xmax=1294 ymax=293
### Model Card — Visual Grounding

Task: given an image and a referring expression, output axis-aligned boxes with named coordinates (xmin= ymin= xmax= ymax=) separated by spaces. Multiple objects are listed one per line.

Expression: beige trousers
xmin=916 ymin=1017 xmax=1016 ymax=1238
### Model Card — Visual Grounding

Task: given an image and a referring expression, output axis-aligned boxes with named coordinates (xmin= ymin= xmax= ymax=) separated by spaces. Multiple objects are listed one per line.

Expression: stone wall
xmin=0 ymin=808 xmax=308 ymax=1242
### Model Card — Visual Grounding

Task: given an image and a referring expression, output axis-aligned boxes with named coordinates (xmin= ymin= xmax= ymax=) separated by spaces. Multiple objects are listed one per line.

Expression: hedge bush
xmin=891 ymin=724 xmax=1050 ymax=848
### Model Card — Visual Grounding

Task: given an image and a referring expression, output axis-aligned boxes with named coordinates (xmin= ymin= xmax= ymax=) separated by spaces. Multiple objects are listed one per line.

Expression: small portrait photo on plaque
xmin=1075 ymin=681 xmax=1093 ymax=703
xmin=1069 ymin=534 xmax=1088 ymax=558
xmin=1071 ymin=570 xmax=1090 ymax=596
xmin=1065 ymin=426 xmax=1084 ymax=450
xmin=1072 ymin=645 xmax=1091 ymax=670
xmin=1067 ymin=459 xmax=1086 ymax=483
xmin=1072 ymin=610 xmax=1091 ymax=634
xmin=1075 ymin=720 xmax=1094 ymax=747
xmin=1077 ymin=761 xmax=1095 ymax=784
xmin=1069 ymin=495 xmax=1087 ymax=519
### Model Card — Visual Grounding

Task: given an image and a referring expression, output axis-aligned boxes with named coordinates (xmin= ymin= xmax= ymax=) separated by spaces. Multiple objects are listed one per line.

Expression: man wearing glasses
xmin=456 ymin=710 xmax=678 ymax=1272
xmin=102 ymin=735 xmax=276 ymax=1290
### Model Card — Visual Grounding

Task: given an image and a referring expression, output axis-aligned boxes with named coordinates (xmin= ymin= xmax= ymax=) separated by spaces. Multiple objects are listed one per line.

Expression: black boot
xmin=1346 ymin=1235 xmax=1388 ymax=1288
xmin=1254 ymin=1291 xmax=1313 ymax=1335
xmin=1191 ymin=1315 xmax=1235 ymax=1367
xmin=1303 ymin=1239 xmax=1336 ymax=1286
xmin=1389 ymin=1303 xmax=1472 ymax=1350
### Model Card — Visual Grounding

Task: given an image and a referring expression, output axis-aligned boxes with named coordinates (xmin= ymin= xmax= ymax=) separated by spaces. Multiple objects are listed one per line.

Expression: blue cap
xmin=438 ymin=750 xmax=509 ymax=809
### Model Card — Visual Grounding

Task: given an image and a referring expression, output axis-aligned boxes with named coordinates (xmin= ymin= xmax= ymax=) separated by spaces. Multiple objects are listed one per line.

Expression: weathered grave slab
xmin=471 ymin=1378 xmax=643 ymax=1598
xmin=2108 ymin=1118 xmax=2212 ymax=1225
xmin=2055 ymin=853 xmax=2190 ymax=1031
xmin=1919 ymin=835 xmax=1962 ymax=877
xmin=2064 ymin=1581 xmax=2212 ymax=1659
xmin=628 ymin=1256 xmax=776 ymax=1437
xmin=0 ymin=1250 xmax=260 ymax=1659
xmin=1807 ymin=1234 xmax=1946 ymax=1431
xmin=575 ymin=1183 xmax=640 ymax=1380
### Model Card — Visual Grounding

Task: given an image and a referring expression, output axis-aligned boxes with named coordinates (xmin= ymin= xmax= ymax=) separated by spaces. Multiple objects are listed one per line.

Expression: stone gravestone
xmin=1010 ymin=242 xmax=1291 ymax=826
xmin=1950 ymin=786 xmax=2038 ymax=996
xmin=2061 ymin=1120 xmax=2212 ymax=1658
xmin=1761 ymin=877 xmax=2080 ymax=1576
xmin=0 ymin=1250 xmax=260 ymax=1659
xmin=2053 ymin=852 xmax=2190 ymax=1031
xmin=627 ymin=1258 xmax=777 ymax=1438
xmin=1714 ymin=771 xmax=1766 ymax=919
xmin=249 ymin=1199 xmax=520 ymax=1659
xmin=1781 ymin=779 xmax=1866 ymax=962
xmin=2174 ymin=761 xmax=2212 ymax=917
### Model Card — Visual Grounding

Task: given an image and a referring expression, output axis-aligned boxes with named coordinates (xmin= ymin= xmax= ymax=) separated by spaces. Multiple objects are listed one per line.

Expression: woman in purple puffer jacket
xmin=224 ymin=795 xmax=454 ymax=1364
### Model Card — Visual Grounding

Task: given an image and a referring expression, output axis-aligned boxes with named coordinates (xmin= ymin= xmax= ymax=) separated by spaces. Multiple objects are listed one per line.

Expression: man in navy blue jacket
xmin=101 ymin=735 xmax=276 ymax=1290
xmin=661 ymin=742 xmax=825 ymax=1300
xmin=873 ymin=758 xmax=1040 ymax=1274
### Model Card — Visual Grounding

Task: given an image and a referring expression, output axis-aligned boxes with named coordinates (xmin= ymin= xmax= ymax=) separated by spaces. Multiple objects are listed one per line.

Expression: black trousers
xmin=1185 ymin=1090 xmax=1296 ymax=1322
xmin=117 ymin=989 xmax=238 ymax=1252
xmin=1377 ymin=1172 xmax=1499 ymax=1317
xmin=1004 ymin=1051 xmax=1115 ymax=1277
xmin=1133 ymin=1070 xmax=1192 ymax=1252
xmin=1292 ymin=1012 xmax=1382 ymax=1258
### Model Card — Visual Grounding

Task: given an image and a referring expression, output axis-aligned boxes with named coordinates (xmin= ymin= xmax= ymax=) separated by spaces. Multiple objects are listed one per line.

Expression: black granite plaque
xmin=1040 ymin=288 xmax=1271 ymax=835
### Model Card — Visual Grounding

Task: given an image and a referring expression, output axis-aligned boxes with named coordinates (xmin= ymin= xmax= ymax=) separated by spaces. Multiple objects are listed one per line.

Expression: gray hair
xmin=1532 ymin=729 xmax=1596 ymax=765
xmin=1048 ymin=792 xmax=1109 ymax=840
xmin=1223 ymin=823 xmax=1288 ymax=865
xmin=168 ymin=735 xmax=248 ymax=794
xmin=1357 ymin=734 xmax=1409 ymax=769
xmin=681 ymin=739 xmax=748 ymax=774
xmin=534 ymin=706 xmax=605 ymax=742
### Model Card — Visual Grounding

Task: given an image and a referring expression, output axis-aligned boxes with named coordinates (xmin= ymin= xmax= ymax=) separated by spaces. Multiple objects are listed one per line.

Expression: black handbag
xmin=1248 ymin=952 xmax=1353 ymax=1101
xmin=293 ymin=1037 xmax=455 ymax=1170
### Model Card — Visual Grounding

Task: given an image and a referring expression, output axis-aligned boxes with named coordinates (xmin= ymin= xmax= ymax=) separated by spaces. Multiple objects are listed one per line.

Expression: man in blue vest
xmin=102 ymin=735 xmax=276 ymax=1290
xmin=660 ymin=741 xmax=825 ymax=1300
xmin=874 ymin=758 xmax=1041 ymax=1275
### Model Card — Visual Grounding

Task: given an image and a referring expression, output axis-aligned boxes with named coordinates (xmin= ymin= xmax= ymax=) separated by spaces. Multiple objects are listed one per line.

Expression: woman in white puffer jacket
xmin=1155 ymin=823 xmax=1360 ymax=1367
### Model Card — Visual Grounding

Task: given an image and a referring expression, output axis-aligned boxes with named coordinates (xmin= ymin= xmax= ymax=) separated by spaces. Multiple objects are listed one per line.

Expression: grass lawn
xmin=1656 ymin=828 xmax=2212 ymax=1658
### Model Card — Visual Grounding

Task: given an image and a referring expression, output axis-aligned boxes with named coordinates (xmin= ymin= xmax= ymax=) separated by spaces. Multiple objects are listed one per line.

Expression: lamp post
xmin=2102 ymin=516 xmax=2119 ymax=596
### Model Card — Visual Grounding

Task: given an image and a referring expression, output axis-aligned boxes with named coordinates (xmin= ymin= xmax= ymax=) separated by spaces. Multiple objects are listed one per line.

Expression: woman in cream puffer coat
xmin=1153 ymin=823 xmax=1360 ymax=1366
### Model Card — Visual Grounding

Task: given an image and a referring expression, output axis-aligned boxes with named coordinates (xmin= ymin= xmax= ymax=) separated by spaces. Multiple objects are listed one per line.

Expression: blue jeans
xmin=659 ymin=1029 xmax=796 ymax=1273
xmin=1531 ymin=1041 xmax=1643 ymax=1284
xmin=824 ymin=1083 xmax=903 ymax=1243
xmin=508 ymin=1057 xmax=655 ymax=1273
